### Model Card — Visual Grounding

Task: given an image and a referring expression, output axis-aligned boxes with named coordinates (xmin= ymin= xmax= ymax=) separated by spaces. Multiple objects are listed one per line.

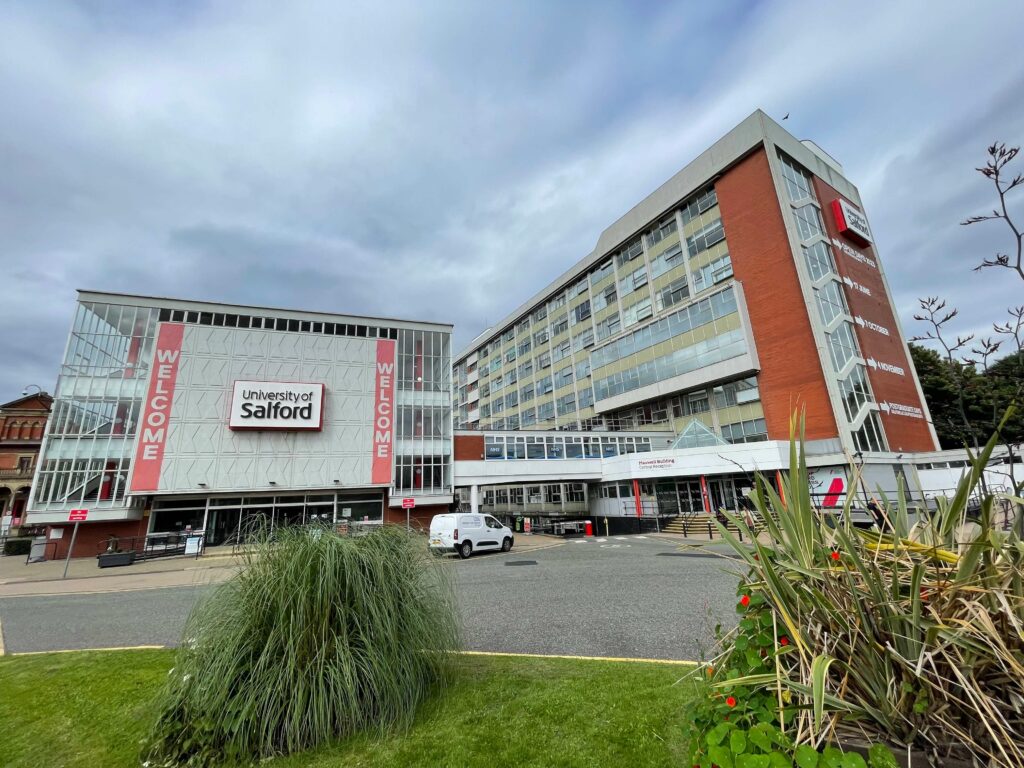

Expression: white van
xmin=429 ymin=513 xmax=514 ymax=559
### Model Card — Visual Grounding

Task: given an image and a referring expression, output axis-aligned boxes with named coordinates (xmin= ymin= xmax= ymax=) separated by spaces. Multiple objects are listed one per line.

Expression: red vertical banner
xmin=700 ymin=475 xmax=711 ymax=514
xmin=372 ymin=339 xmax=396 ymax=485
xmin=632 ymin=478 xmax=643 ymax=518
xmin=130 ymin=323 xmax=184 ymax=492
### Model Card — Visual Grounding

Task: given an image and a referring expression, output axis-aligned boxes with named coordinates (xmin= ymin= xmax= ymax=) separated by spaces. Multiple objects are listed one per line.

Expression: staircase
xmin=661 ymin=513 xmax=749 ymax=539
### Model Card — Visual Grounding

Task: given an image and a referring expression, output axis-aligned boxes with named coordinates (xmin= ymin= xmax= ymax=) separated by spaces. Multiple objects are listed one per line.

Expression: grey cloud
xmin=1 ymin=0 xmax=1023 ymax=400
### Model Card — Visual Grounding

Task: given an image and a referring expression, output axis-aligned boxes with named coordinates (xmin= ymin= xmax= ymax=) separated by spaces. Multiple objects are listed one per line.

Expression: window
xmin=505 ymin=347 xmax=517 ymax=363
xmin=552 ymin=340 xmax=571 ymax=363
xmin=622 ymin=298 xmax=653 ymax=328
xmin=655 ymin=275 xmax=690 ymax=311
xmin=575 ymin=358 xmax=591 ymax=379
xmin=590 ymin=260 xmax=613 ymax=285
xmin=593 ymin=284 xmax=617 ymax=311
xmin=713 ymin=377 xmax=760 ymax=407
xmin=573 ymin=327 xmax=594 ymax=352
xmin=537 ymin=375 xmax=554 ymax=395
xmin=572 ymin=300 xmax=591 ymax=324
xmin=615 ymin=237 xmax=643 ymax=267
xmin=578 ymin=386 xmax=594 ymax=409
xmin=596 ymin=312 xmax=621 ymax=341
xmin=551 ymin=313 xmax=569 ymax=336
xmin=572 ymin=279 xmax=588 ymax=297
xmin=502 ymin=328 xmax=514 ymax=343
xmin=815 ymin=280 xmax=848 ymax=326
xmin=521 ymin=407 xmax=537 ymax=427
xmin=803 ymin=241 xmax=836 ymax=282
xmin=518 ymin=359 xmax=533 ymax=378
xmin=853 ymin=411 xmax=887 ymax=452
xmin=649 ymin=243 xmax=683 ymax=278
xmin=537 ymin=350 xmax=551 ymax=369
xmin=556 ymin=393 xmax=577 ymax=414
xmin=680 ymin=187 xmax=718 ymax=224
xmin=827 ymin=322 xmax=860 ymax=372
xmin=555 ymin=366 xmax=574 ymax=388
xmin=534 ymin=327 xmax=549 ymax=346
xmin=507 ymin=367 xmax=518 ymax=385
xmin=532 ymin=305 xmax=547 ymax=323
xmin=505 ymin=391 xmax=519 ymax=409
xmin=619 ymin=265 xmax=648 ymax=297
xmin=686 ymin=218 xmax=725 ymax=257
xmin=516 ymin=318 xmax=531 ymax=335
xmin=688 ymin=390 xmax=710 ymax=414
xmin=537 ymin=401 xmax=555 ymax=421
xmin=647 ymin=214 xmax=678 ymax=247
xmin=839 ymin=365 xmax=873 ymax=421
xmin=693 ymin=254 xmax=733 ymax=291
xmin=520 ymin=382 xmax=535 ymax=402
xmin=779 ymin=153 xmax=815 ymax=203
xmin=721 ymin=418 xmax=768 ymax=444
xmin=549 ymin=293 xmax=566 ymax=311
xmin=492 ymin=398 xmax=504 ymax=414
xmin=518 ymin=338 xmax=532 ymax=355
xmin=794 ymin=204 xmax=824 ymax=241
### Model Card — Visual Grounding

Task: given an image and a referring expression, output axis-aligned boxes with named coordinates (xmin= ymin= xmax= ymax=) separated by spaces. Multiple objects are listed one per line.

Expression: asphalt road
xmin=0 ymin=536 xmax=741 ymax=661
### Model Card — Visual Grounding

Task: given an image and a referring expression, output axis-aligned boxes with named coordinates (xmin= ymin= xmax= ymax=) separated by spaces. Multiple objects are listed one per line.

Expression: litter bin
xmin=584 ymin=520 xmax=593 ymax=536
xmin=28 ymin=536 xmax=48 ymax=563
xmin=515 ymin=517 xmax=523 ymax=532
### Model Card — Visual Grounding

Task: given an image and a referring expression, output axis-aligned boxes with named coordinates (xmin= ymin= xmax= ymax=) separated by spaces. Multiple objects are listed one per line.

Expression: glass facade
xmin=32 ymin=296 xmax=453 ymax=516
xmin=33 ymin=301 xmax=158 ymax=511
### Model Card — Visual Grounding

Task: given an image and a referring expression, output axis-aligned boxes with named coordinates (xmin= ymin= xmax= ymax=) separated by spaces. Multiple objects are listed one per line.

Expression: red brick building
xmin=0 ymin=392 xmax=52 ymax=536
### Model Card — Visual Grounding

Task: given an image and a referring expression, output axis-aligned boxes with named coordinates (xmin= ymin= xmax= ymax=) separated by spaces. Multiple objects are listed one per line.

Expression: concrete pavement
xmin=0 ymin=533 xmax=741 ymax=660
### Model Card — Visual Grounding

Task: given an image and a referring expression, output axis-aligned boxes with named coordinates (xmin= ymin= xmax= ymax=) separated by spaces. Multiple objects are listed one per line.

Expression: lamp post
xmin=21 ymin=384 xmax=44 ymax=397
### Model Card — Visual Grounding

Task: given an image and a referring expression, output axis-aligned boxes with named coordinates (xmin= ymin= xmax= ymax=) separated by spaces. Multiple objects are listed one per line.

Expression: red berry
xmin=780 ymin=636 xmax=789 ymax=646
xmin=740 ymin=594 xmax=751 ymax=607
xmin=831 ymin=550 xmax=841 ymax=561
xmin=726 ymin=696 xmax=737 ymax=708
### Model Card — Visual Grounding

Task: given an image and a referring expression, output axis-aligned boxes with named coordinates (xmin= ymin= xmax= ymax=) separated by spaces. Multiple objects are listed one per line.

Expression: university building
xmin=451 ymin=110 xmax=939 ymax=526
xmin=26 ymin=292 xmax=453 ymax=556
xmin=25 ymin=110 xmax=946 ymax=553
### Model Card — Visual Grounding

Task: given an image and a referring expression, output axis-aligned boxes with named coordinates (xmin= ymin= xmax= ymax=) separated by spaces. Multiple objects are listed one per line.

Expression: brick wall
xmin=717 ymin=148 xmax=840 ymax=441
xmin=454 ymin=433 xmax=485 ymax=461
xmin=44 ymin=519 xmax=151 ymax=559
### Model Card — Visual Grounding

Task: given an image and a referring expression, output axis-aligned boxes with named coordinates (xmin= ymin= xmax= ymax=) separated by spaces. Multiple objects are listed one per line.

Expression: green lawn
xmin=0 ymin=649 xmax=695 ymax=767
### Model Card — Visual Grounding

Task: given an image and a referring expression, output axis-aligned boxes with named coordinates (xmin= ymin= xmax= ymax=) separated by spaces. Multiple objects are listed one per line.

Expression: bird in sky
xmin=783 ymin=113 xmax=790 ymax=120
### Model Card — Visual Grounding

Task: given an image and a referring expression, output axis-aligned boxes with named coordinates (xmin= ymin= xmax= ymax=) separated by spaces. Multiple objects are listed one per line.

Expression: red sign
xmin=830 ymin=198 xmax=872 ymax=247
xmin=402 ymin=498 xmax=416 ymax=509
xmin=68 ymin=509 xmax=89 ymax=522
xmin=371 ymin=339 xmax=396 ymax=485
xmin=130 ymin=323 xmax=185 ymax=492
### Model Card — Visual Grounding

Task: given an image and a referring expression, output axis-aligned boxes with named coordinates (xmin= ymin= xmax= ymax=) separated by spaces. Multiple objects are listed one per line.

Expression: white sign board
xmin=831 ymin=198 xmax=873 ymax=245
xmin=184 ymin=535 xmax=203 ymax=555
xmin=229 ymin=381 xmax=325 ymax=431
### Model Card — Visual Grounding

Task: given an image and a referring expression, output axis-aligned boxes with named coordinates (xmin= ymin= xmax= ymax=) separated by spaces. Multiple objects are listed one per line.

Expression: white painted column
xmin=470 ymin=484 xmax=479 ymax=513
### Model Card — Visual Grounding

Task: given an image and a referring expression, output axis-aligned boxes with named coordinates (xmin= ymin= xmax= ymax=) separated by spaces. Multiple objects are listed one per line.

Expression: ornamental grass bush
xmin=142 ymin=523 xmax=459 ymax=767
xmin=688 ymin=410 xmax=1024 ymax=768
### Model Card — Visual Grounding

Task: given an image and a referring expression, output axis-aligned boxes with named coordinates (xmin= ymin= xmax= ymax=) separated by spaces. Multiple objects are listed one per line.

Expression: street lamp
xmin=21 ymin=384 xmax=44 ymax=396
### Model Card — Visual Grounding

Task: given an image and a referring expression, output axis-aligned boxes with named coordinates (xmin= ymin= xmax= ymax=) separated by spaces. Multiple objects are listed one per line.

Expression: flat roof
xmin=77 ymin=289 xmax=453 ymax=332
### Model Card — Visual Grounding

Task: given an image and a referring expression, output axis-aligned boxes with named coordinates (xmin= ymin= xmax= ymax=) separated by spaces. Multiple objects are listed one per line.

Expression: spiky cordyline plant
xmin=709 ymin=409 xmax=1023 ymax=766
xmin=142 ymin=524 xmax=459 ymax=767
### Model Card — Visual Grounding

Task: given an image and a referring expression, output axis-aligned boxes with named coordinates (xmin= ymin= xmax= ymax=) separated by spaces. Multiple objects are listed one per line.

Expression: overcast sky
xmin=2 ymin=0 xmax=1023 ymax=399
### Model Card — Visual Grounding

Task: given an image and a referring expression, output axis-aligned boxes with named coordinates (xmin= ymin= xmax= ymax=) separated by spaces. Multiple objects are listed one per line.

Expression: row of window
xmin=156 ymin=306 xmax=401 ymax=340
xmin=483 ymin=433 xmax=655 ymax=460
xmin=591 ymin=287 xmax=738 ymax=371
xmin=594 ymin=328 xmax=747 ymax=402
xmin=480 ymin=483 xmax=587 ymax=507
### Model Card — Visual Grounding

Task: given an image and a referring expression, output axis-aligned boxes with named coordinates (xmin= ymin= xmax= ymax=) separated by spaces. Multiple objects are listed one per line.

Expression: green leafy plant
xmin=142 ymin=524 xmax=459 ymax=767
xmin=702 ymin=409 xmax=1024 ymax=766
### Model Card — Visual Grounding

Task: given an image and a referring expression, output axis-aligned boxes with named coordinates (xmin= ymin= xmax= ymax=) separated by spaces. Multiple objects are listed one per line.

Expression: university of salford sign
xmin=830 ymin=198 xmax=873 ymax=246
xmin=229 ymin=381 xmax=325 ymax=430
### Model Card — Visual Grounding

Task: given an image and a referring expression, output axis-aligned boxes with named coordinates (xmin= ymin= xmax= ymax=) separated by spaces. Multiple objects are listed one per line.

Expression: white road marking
xmin=614 ymin=537 xmax=626 ymax=541
xmin=595 ymin=538 xmax=607 ymax=543
xmin=635 ymin=536 xmax=648 ymax=539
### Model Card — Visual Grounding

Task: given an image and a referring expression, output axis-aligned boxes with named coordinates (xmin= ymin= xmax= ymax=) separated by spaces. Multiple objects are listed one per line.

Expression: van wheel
xmin=458 ymin=541 xmax=473 ymax=559
xmin=501 ymin=537 xmax=513 ymax=552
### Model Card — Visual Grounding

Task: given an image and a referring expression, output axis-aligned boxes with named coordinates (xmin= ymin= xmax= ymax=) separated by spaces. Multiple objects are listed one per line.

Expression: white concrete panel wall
xmin=157 ymin=326 xmax=379 ymax=493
